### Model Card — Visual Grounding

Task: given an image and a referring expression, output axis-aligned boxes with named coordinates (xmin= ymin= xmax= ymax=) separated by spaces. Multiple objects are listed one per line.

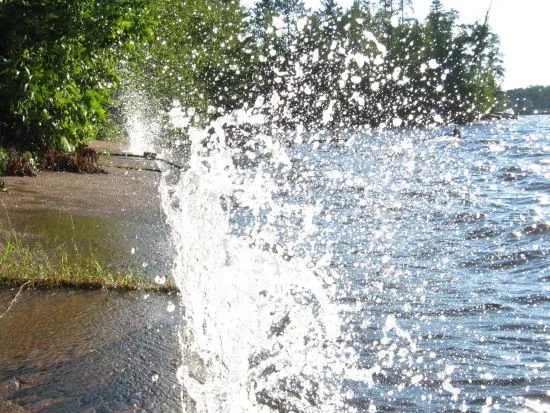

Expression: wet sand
xmin=0 ymin=142 xmax=175 ymax=278
xmin=0 ymin=154 xmax=162 ymax=224
xmin=0 ymin=289 xmax=182 ymax=412
xmin=0 ymin=141 xmax=182 ymax=411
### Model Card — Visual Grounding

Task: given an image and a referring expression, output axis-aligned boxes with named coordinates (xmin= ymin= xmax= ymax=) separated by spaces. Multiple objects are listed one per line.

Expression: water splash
xmin=142 ymin=10 xmax=550 ymax=412
xmin=153 ymin=16 xmax=455 ymax=411
xmin=160 ymin=112 xmax=356 ymax=411
xmin=122 ymin=89 xmax=160 ymax=154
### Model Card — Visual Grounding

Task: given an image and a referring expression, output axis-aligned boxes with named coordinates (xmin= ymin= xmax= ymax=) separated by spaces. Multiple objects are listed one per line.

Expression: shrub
xmin=0 ymin=149 xmax=7 ymax=174
xmin=41 ymin=145 xmax=104 ymax=174
xmin=2 ymin=150 xmax=37 ymax=177
xmin=0 ymin=0 xmax=154 ymax=151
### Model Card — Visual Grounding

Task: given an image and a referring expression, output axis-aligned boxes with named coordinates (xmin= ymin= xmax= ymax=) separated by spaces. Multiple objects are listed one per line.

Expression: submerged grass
xmin=0 ymin=235 xmax=177 ymax=292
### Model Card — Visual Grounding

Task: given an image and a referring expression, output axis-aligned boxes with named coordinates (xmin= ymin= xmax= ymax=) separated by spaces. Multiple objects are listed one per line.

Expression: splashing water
xmin=156 ymin=114 xmax=550 ymax=412
xmin=153 ymin=22 xmax=416 ymax=410
xmin=122 ymin=89 xmax=161 ymax=154
xmin=145 ymin=15 xmax=550 ymax=413
xmin=160 ymin=111 xmax=356 ymax=412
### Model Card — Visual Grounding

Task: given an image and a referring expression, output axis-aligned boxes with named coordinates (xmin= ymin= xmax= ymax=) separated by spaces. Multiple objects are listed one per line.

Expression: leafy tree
xmin=244 ymin=0 xmax=504 ymax=129
xmin=419 ymin=0 xmax=460 ymax=122
xmin=0 ymin=0 xmax=507 ymax=151
xmin=248 ymin=0 xmax=307 ymax=104
xmin=0 ymin=0 xmax=153 ymax=151
xmin=321 ymin=0 xmax=343 ymax=20
xmin=459 ymin=17 xmax=505 ymax=119
xmin=418 ymin=0 xmax=504 ymax=123
xmin=128 ymin=0 xmax=254 ymax=127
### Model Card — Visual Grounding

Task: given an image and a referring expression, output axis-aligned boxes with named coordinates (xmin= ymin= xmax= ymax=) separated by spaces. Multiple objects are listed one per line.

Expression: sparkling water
xmin=159 ymin=115 xmax=549 ymax=412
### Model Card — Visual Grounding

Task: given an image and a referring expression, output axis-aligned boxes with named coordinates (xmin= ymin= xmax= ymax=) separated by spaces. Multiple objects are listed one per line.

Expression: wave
xmin=159 ymin=119 xmax=355 ymax=412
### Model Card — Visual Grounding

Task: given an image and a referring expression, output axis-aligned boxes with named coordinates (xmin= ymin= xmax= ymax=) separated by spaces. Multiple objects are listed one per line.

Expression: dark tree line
xmin=507 ymin=86 xmax=550 ymax=115
xmin=135 ymin=0 xmax=505 ymax=132
xmin=234 ymin=0 xmax=505 ymax=129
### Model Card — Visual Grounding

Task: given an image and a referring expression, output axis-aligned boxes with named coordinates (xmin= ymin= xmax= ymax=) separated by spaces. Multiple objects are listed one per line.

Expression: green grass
xmin=0 ymin=236 xmax=177 ymax=292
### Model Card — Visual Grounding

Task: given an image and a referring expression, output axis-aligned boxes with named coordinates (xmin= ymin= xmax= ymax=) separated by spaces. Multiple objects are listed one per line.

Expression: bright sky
xmin=243 ymin=0 xmax=550 ymax=90
xmin=406 ymin=0 xmax=550 ymax=90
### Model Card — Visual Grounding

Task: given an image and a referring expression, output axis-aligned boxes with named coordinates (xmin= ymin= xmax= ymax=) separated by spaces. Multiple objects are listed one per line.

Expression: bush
xmin=41 ymin=144 xmax=104 ymax=174
xmin=0 ymin=0 xmax=154 ymax=151
xmin=0 ymin=149 xmax=37 ymax=176
xmin=0 ymin=149 xmax=7 ymax=174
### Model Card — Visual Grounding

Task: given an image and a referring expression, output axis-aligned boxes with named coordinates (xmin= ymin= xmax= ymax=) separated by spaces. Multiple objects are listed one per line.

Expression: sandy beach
xmin=0 ymin=142 xmax=182 ymax=411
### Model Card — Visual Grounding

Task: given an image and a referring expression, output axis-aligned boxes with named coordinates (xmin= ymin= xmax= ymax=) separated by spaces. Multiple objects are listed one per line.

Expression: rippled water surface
xmin=312 ymin=117 xmax=550 ymax=411
xmin=3 ymin=116 xmax=546 ymax=412
xmin=164 ymin=115 xmax=549 ymax=412
xmin=0 ymin=290 xmax=181 ymax=412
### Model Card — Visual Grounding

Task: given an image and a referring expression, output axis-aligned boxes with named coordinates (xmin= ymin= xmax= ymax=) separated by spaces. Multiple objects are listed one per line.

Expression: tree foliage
xmin=125 ymin=0 xmax=254 ymax=128
xmin=235 ymin=0 xmax=505 ymax=128
xmin=119 ymin=0 xmax=506 ymax=132
xmin=506 ymin=86 xmax=550 ymax=115
xmin=1 ymin=0 xmax=506 ymax=151
xmin=0 ymin=0 xmax=153 ymax=150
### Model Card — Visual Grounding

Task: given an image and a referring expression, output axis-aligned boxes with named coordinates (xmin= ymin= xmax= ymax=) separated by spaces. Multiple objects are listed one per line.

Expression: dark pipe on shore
xmin=108 ymin=152 xmax=184 ymax=170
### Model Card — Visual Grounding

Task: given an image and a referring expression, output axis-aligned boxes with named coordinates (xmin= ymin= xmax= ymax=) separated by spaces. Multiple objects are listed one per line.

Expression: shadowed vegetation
xmin=507 ymin=85 xmax=550 ymax=115
xmin=131 ymin=0 xmax=505 ymax=132
xmin=41 ymin=144 xmax=105 ymax=174
xmin=0 ymin=144 xmax=104 ymax=175
xmin=2 ymin=150 xmax=37 ymax=176
xmin=1 ymin=0 xmax=507 ymax=155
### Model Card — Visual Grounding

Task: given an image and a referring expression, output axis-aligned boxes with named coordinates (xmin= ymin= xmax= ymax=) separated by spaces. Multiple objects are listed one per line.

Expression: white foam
xmin=160 ymin=115 xmax=352 ymax=411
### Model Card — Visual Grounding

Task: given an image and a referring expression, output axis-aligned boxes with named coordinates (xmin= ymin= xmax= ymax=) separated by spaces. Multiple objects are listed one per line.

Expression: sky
xmin=243 ymin=0 xmax=550 ymax=90
xmin=398 ymin=0 xmax=550 ymax=90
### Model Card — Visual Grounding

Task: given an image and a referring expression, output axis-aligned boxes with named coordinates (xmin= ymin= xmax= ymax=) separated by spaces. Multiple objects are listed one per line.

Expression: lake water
xmin=162 ymin=115 xmax=549 ymax=412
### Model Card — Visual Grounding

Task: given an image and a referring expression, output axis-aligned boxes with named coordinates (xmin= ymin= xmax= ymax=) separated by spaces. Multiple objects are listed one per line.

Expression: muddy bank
xmin=0 ymin=143 xmax=175 ymax=281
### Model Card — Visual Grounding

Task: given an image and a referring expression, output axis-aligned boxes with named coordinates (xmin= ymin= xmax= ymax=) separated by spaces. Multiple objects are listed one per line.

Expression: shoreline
xmin=0 ymin=141 xmax=177 ymax=292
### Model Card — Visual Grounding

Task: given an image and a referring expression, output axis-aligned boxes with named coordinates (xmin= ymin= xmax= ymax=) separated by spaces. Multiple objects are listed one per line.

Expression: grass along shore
xmin=0 ymin=234 xmax=177 ymax=292
xmin=0 ymin=140 xmax=177 ymax=292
